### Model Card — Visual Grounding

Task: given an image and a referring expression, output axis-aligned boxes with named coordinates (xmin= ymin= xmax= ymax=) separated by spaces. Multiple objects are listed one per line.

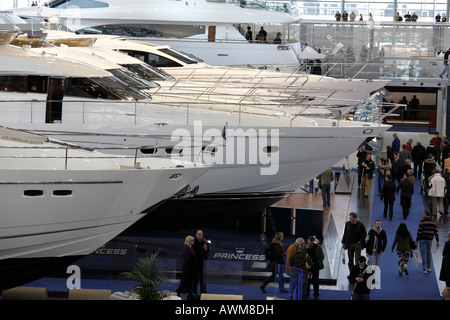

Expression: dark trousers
xmin=192 ymin=264 xmax=206 ymax=294
xmin=413 ymin=161 xmax=423 ymax=180
xmin=306 ymin=267 xmax=320 ymax=297
xmin=378 ymin=173 xmax=385 ymax=193
xmin=383 ymin=199 xmax=394 ymax=219
xmin=400 ymin=195 xmax=412 ymax=219
xmin=347 ymin=242 xmax=362 ymax=271
xmin=358 ymin=167 xmax=363 ymax=185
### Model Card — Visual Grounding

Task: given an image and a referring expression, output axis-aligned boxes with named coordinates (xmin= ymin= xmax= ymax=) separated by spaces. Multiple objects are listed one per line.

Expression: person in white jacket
xmin=428 ymin=169 xmax=446 ymax=215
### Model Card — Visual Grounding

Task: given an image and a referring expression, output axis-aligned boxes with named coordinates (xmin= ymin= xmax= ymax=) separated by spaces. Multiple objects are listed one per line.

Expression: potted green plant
xmin=121 ymin=250 xmax=168 ymax=300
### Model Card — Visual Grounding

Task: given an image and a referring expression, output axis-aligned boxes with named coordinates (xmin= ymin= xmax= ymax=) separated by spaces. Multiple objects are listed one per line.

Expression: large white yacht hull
xmin=4 ymin=120 xmax=386 ymax=231
xmin=3 ymin=120 xmax=388 ymax=195
xmin=0 ymin=167 xmax=207 ymax=260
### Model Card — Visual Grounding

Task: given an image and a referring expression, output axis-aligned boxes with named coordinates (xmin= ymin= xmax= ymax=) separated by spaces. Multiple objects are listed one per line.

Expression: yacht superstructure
xmin=37 ymin=31 xmax=390 ymax=110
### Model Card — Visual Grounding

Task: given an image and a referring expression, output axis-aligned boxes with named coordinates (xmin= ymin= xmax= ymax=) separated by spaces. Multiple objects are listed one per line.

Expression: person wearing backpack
xmin=260 ymin=232 xmax=287 ymax=293
xmin=412 ymin=141 xmax=426 ymax=179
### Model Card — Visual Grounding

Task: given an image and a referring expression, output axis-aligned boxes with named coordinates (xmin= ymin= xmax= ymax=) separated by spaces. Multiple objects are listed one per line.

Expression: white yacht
xmin=37 ymin=30 xmax=390 ymax=110
xmin=0 ymin=126 xmax=210 ymax=290
xmin=14 ymin=33 xmax=317 ymax=114
xmin=13 ymin=0 xmax=304 ymax=69
xmin=0 ymin=30 xmax=391 ymax=229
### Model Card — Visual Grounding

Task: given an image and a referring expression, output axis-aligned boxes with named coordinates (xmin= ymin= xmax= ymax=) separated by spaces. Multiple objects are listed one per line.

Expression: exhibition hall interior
xmin=0 ymin=0 xmax=449 ymax=302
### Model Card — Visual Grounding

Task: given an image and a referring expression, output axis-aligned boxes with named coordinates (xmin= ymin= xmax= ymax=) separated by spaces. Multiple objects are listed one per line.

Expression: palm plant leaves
xmin=121 ymin=250 xmax=165 ymax=300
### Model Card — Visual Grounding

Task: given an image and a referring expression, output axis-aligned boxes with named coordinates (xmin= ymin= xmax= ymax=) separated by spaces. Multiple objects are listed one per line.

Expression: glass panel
xmin=124 ymin=63 xmax=173 ymax=81
xmin=0 ymin=76 xmax=27 ymax=93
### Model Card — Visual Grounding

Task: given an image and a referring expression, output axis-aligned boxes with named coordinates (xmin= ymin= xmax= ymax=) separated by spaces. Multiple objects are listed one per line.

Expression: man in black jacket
xmin=349 ymin=256 xmax=374 ymax=300
xmin=342 ymin=212 xmax=367 ymax=272
xmin=391 ymin=153 xmax=403 ymax=185
xmin=396 ymin=172 xmax=415 ymax=219
xmin=381 ymin=175 xmax=396 ymax=220
xmin=366 ymin=220 xmax=387 ymax=265
xmin=306 ymin=236 xmax=325 ymax=299
xmin=356 ymin=146 xmax=367 ymax=187
xmin=412 ymin=141 xmax=426 ymax=179
xmin=361 ymin=154 xmax=375 ymax=198
xmin=192 ymin=229 xmax=210 ymax=295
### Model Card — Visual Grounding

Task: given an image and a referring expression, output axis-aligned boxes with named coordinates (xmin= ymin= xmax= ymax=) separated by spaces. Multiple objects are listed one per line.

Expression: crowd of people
xmin=173 ymin=132 xmax=450 ymax=300
xmin=395 ymin=11 xmax=419 ymax=22
xmin=334 ymin=11 xmax=371 ymax=22
xmin=243 ymin=26 xmax=283 ymax=44
xmin=331 ymin=11 xmax=450 ymax=23
xmin=258 ymin=210 xmax=448 ymax=300
xmin=340 ymin=210 xmax=448 ymax=300
xmin=344 ymin=131 xmax=450 ymax=299
xmin=374 ymin=132 xmax=450 ymax=219
xmin=261 ymin=232 xmax=324 ymax=300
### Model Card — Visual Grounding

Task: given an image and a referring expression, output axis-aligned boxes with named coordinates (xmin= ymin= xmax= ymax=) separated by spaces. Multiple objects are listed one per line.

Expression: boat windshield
xmin=44 ymin=0 xmax=109 ymax=9
xmin=0 ymin=74 xmax=149 ymax=100
xmin=157 ymin=48 xmax=203 ymax=64
xmin=119 ymin=49 xmax=182 ymax=68
xmin=123 ymin=63 xmax=173 ymax=81
xmin=107 ymin=67 xmax=157 ymax=92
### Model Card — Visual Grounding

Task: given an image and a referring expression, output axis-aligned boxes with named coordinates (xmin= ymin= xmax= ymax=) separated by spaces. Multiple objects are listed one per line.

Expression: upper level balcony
xmin=294 ymin=19 xmax=450 ymax=81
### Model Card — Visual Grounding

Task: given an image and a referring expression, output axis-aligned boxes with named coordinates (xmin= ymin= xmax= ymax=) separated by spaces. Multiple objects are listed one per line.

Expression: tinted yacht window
xmin=0 ymin=76 xmax=47 ymax=93
xmin=158 ymin=48 xmax=202 ymax=64
xmin=107 ymin=68 xmax=157 ymax=91
xmin=45 ymin=0 xmax=108 ymax=9
xmin=0 ymin=76 xmax=27 ymax=93
xmin=119 ymin=49 xmax=182 ymax=68
xmin=65 ymin=77 xmax=148 ymax=100
xmin=124 ymin=63 xmax=172 ymax=81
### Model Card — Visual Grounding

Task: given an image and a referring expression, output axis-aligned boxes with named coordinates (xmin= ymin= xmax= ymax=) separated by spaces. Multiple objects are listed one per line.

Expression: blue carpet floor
xmin=366 ymin=173 xmax=443 ymax=300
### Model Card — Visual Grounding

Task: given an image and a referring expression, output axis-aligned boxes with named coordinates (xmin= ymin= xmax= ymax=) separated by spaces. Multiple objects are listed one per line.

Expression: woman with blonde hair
xmin=260 ymin=232 xmax=287 ymax=293
xmin=176 ymin=235 xmax=197 ymax=299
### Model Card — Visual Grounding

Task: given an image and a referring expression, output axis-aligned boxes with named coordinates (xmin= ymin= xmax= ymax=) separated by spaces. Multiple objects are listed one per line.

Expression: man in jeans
xmin=317 ymin=168 xmax=334 ymax=207
xmin=341 ymin=212 xmax=367 ymax=273
xmin=416 ymin=210 xmax=440 ymax=273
